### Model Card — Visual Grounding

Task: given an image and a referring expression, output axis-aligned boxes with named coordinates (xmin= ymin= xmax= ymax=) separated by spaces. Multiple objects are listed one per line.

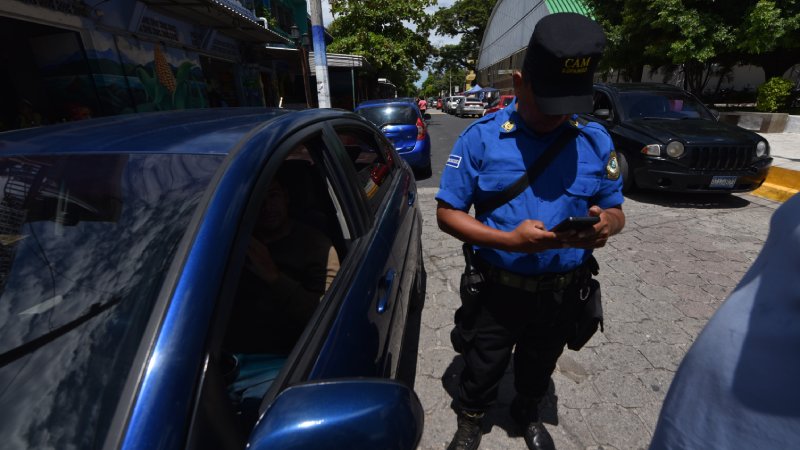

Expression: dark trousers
xmin=456 ymin=282 xmax=580 ymax=412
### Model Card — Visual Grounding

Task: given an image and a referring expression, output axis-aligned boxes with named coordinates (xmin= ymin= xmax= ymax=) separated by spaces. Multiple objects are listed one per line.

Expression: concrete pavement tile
xmin=591 ymin=371 xmax=655 ymax=408
xmin=665 ymin=270 xmax=705 ymax=286
xmin=423 ymin=294 xmax=458 ymax=329
xmin=640 ymin=301 xmax=684 ymax=322
xmin=675 ymin=317 xmax=710 ymax=340
xmin=639 ymin=342 xmax=690 ymax=370
xmin=667 ymin=283 xmax=722 ymax=304
xmin=592 ymin=343 xmax=654 ymax=373
xmin=673 ymin=300 xmax=718 ymax=320
xmin=602 ymin=290 xmax=650 ymax=323
xmin=583 ymin=403 xmax=652 ymax=450
xmin=603 ymin=319 xmax=691 ymax=346
xmin=636 ymin=283 xmax=682 ymax=302
xmin=417 ymin=322 xmax=444 ymax=350
xmin=417 ymin=348 xmax=460 ymax=379
xmin=550 ymin=407 xmax=599 ymax=450
xmin=699 ymin=283 xmax=734 ymax=299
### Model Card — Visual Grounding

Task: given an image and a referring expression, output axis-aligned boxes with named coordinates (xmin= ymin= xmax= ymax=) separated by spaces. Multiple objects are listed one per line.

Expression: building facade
xmin=0 ymin=0 xmax=318 ymax=131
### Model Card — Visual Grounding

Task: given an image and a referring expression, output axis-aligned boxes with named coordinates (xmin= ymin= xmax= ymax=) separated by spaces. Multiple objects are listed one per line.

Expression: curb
xmin=751 ymin=166 xmax=800 ymax=202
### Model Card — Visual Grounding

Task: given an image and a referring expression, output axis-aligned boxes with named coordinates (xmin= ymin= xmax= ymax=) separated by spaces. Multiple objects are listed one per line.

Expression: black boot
xmin=510 ymin=396 xmax=555 ymax=450
xmin=446 ymin=410 xmax=484 ymax=450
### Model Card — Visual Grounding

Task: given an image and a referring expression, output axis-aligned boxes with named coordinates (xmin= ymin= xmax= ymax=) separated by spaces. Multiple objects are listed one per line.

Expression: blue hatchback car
xmin=0 ymin=108 xmax=425 ymax=450
xmin=355 ymin=99 xmax=432 ymax=178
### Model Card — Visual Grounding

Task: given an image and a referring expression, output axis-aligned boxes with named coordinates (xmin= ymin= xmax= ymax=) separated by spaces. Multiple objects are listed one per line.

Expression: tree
xmin=585 ymin=0 xmax=800 ymax=94
xmin=427 ymin=0 xmax=496 ymax=72
xmin=326 ymin=0 xmax=434 ymax=95
xmin=420 ymin=67 xmax=467 ymax=98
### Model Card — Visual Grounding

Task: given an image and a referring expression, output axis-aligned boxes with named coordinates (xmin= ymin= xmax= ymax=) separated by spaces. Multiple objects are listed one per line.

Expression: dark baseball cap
xmin=522 ymin=13 xmax=606 ymax=115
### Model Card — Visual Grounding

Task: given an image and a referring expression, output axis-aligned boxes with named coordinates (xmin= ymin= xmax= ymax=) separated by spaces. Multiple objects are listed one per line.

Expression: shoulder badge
xmin=501 ymin=120 xmax=515 ymax=133
xmin=606 ymin=151 xmax=620 ymax=180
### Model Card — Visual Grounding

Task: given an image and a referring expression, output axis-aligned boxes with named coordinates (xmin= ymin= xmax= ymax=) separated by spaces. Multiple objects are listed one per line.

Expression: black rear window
xmin=0 ymin=153 xmax=222 ymax=449
xmin=357 ymin=104 xmax=418 ymax=127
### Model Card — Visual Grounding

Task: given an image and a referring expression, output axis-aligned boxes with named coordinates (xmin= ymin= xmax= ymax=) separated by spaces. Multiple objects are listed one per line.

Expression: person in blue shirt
xmin=436 ymin=13 xmax=625 ymax=450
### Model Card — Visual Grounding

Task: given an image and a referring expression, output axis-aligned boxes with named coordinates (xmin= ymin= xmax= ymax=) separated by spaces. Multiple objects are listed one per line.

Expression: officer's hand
xmin=558 ymin=205 xmax=612 ymax=249
xmin=507 ymin=219 xmax=562 ymax=253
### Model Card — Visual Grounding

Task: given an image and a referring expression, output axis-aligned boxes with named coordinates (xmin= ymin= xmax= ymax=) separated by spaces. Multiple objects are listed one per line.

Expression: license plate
xmin=709 ymin=176 xmax=737 ymax=189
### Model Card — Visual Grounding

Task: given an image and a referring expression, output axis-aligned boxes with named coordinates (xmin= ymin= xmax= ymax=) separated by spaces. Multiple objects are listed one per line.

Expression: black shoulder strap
xmin=474 ymin=126 xmax=579 ymax=217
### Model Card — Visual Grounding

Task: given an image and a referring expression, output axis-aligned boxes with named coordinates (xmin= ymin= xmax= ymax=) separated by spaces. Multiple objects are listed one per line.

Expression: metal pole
xmin=351 ymin=58 xmax=356 ymax=110
xmin=309 ymin=0 xmax=331 ymax=108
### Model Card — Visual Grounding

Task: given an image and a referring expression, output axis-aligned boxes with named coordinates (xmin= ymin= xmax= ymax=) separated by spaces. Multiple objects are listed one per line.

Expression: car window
xmin=620 ymin=91 xmax=712 ymax=120
xmin=0 ymin=153 xmax=223 ymax=449
xmin=334 ymin=128 xmax=396 ymax=215
xmin=357 ymin=105 xmax=418 ymax=127
xmin=209 ymin=136 xmax=349 ymax=437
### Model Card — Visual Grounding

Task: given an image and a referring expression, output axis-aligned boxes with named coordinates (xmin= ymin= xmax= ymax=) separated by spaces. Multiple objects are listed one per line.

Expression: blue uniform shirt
xmin=436 ymin=98 xmax=624 ymax=275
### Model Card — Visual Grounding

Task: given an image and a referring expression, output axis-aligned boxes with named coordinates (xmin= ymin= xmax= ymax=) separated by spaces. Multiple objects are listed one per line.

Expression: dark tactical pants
xmin=455 ymin=281 xmax=581 ymax=413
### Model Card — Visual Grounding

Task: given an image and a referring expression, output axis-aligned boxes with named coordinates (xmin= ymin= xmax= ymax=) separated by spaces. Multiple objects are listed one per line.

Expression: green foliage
xmin=427 ymin=0 xmax=496 ymax=72
xmin=419 ymin=68 xmax=467 ymax=98
xmin=756 ymin=76 xmax=793 ymax=112
xmin=327 ymin=0 xmax=434 ymax=94
xmin=584 ymin=0 xmax=800 ymax=90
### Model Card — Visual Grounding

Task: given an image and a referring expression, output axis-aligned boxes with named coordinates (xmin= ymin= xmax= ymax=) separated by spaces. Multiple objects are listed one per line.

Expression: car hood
xmin=621 ymin=118 xmax=762 ymax=145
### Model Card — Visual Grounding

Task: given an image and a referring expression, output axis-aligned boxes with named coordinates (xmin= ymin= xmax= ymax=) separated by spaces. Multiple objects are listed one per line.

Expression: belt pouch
xmin=567 ymin=278 xmax=603 ymax=351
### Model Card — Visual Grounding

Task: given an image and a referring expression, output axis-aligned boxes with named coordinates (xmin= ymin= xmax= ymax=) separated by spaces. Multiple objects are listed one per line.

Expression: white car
xmin=456 ymin=97 xmax=485 ymax=118
xmin=447 ymin=96 xmax=464 ymax=114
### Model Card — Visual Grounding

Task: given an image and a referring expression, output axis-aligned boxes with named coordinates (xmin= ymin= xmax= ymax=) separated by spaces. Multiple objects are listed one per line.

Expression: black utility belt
xmin=479 ymin=263 xmax=591 ymax=294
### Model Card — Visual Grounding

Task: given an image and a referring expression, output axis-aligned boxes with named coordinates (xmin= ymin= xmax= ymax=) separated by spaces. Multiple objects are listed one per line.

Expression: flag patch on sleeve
xmin=446 ymin=155 xmax=462 ymax=168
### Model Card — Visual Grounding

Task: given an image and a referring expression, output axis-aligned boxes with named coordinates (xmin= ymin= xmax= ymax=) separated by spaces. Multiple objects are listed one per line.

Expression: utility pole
xmin=309 ymin=0 xmax=331 ymax=108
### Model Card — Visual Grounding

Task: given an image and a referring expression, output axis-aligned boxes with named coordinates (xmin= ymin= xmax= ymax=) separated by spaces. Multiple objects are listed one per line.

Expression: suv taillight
xmin=416 ymin=117 xmax=426 ymax=140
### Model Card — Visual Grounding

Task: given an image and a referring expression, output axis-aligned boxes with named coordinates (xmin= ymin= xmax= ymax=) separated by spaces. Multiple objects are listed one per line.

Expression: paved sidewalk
xmin=414 ymin=187 xmax=780 ymax=450
xmin=754 ymin=132 xmax=800 ymax=202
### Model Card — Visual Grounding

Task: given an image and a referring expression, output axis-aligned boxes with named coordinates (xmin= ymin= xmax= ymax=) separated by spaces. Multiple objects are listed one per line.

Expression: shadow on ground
xmin=626 ymin=191 xmax=751 ymax=209
xmin=441 ymin=356 xmax=560 ymax=438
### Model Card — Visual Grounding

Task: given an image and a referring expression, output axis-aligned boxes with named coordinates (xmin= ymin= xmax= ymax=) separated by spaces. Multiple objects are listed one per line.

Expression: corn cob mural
xmin=130 ymin=40 xmax=208 ymax=112
xmin=154 ymin=44 xmax=177 ymax=95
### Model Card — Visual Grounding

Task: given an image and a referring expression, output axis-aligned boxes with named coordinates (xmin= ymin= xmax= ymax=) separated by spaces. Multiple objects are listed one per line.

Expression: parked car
xmin=356 ymin=99 xmax=432 ymax=178
xmin=0 ymin=108 xmax=425 ymax=450
xmin=484 ymin=94 xmax=515 ymax=115
xmin=446 ymin=95 xmax=464 ymax=114
xmin=582 ymin=83 xmax=772 ymax=193
xmin=456 ymin=97 xmax=485 ymax=118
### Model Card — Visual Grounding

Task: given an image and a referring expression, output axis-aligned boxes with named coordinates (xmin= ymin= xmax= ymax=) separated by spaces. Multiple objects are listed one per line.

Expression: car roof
xmin=0 ymin=108 xmax=351 ymax=156
xmin=596 ymin=82 xmax=687 ymax=93
xmin=356 ymin=98 xmax=416 ymax=108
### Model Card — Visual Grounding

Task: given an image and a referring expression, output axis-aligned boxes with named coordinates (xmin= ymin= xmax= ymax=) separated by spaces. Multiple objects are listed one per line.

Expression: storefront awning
xmin=140 ymin=0 xmax=291 ymax=44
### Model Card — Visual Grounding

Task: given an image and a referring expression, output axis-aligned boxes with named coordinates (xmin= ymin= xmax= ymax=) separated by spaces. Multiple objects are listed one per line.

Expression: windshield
xmin=0 ymin=153 xmax=223 ymax=449
xmin=357 ymin=105 xmax=418 ymax=127
xmin=619 ymin=91 xmax=714 ymax=120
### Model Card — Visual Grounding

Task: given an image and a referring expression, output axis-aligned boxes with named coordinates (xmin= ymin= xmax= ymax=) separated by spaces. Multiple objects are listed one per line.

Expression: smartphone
xmin=550 ymin=216 xmax=600 ymax=232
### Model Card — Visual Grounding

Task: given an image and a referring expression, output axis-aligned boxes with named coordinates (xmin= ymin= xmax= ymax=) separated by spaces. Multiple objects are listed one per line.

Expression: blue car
xmin=355 ymin=99 xmax=432 ymax=178
xmin=0 ymin=108 xmax=425 ymax=450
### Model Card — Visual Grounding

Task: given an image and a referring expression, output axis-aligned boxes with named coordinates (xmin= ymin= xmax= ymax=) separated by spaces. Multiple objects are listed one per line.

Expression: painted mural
xmin=29 ymin=32 xmax=103 ymax=123
xmin=115 ymin=37 xmax=208 ymax=112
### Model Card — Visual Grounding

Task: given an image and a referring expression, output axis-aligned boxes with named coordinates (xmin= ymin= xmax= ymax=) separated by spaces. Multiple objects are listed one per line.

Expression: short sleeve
xmin=585 ymin=123 xmax=624 ymax=209
xmin=436 ymin=130 xmax=482 ymax=211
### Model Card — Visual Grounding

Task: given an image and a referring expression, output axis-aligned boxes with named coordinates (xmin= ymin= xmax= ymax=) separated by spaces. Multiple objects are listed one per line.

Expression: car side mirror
xmin=593 ymin=108 xmax=611 ymax=120
xmin=248 ymin=379 xmax=423 ymax=450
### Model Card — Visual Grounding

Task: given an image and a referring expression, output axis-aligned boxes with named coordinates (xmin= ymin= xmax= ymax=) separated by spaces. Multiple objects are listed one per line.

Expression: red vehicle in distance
xmin=484 ymin=95 xmax=515 ymax=115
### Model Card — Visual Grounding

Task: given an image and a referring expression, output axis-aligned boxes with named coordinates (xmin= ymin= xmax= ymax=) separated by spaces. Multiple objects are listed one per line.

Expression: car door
xmin=306 ymin=120 xmax=417 ymax=380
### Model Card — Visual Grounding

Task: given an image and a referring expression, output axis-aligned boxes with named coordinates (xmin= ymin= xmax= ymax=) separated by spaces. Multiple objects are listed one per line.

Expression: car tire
xmin=619 ymin=151 xmax=635 ymax=193
xmin=415 ymin=164 xmax=432 ymax=180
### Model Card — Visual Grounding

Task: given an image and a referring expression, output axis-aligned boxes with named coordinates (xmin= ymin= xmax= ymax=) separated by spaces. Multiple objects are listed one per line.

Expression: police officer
xmin=436 ymin=13 xmax=625 ymax=450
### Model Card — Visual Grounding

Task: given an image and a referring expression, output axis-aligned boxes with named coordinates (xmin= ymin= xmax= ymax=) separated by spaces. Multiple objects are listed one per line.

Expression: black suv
xmin=582 ymin=83 xmax=772 ymax=193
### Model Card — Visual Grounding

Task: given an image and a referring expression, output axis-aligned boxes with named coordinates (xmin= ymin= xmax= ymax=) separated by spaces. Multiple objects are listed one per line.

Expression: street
xmin=412 ymin=110 xmax=780 ymax=449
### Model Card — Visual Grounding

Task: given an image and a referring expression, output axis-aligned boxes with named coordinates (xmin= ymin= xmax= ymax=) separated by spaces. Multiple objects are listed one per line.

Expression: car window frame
xmin=185 ymin=123 xmax=366 ymax=449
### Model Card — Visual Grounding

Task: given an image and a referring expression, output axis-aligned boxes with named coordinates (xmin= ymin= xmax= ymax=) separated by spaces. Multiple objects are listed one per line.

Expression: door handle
xmin=376 ymin=269 xmax=396 ymax=314
xmin=407 ymin=190 xmax=416 ymax=206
